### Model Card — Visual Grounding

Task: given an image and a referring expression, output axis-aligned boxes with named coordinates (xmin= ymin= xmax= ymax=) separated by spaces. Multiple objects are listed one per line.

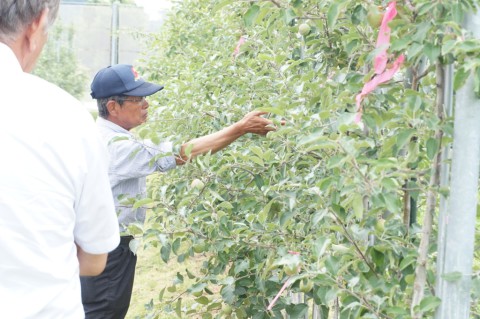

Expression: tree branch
xmin=411 ymin=60 xmax=445 ymax=318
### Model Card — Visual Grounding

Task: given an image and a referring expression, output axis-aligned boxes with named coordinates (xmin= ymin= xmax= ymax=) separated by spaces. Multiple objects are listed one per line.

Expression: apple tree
xmin=33 ymin=21 xmax=88 ymax=99
xmin=130 ymin=0 xmax=480 ymax=318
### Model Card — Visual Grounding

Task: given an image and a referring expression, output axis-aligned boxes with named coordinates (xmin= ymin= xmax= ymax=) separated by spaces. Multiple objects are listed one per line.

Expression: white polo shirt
xmin=0 ymin=43 xmax=120 ymax=318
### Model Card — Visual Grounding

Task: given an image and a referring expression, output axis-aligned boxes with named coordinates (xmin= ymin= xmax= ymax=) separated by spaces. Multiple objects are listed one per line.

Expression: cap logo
xmin=131 ymin=67 xmax=141 ymax=81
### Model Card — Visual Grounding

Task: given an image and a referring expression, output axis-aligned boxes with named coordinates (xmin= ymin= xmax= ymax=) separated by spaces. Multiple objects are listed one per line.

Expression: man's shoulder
xmin=28 ymin=73 xmax=80 ymax=105
xmin=96 ymin=118 xmax=132 ymax=139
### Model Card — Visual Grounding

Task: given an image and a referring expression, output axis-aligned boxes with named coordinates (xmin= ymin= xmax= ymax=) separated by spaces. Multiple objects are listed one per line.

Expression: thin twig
xmin=329 ymin=209 xmax=379 ymax=278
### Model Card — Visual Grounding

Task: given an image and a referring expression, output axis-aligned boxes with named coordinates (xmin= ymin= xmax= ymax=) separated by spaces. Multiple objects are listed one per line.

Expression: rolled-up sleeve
xmin=108 ymin=137 xmax=176 ymax=188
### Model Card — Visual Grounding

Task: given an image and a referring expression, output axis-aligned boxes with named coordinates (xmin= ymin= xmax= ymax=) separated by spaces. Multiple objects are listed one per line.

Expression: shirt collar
xmin=96 ymin=116 xmax=131 ymax=135
xmin=0 ymin=43 xmax=23 ymax=74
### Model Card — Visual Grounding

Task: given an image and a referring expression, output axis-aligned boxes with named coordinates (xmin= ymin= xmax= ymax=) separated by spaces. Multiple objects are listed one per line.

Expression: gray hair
xmin=0 ymin=0 xmax=60 ymax=42
xmin=97 ymin=96 xmax=126 ymax=119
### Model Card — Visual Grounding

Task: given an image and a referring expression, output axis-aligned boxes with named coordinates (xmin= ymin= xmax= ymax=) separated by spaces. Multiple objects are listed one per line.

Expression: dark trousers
xmin=81 ymin=236 xmax=137 ymax=319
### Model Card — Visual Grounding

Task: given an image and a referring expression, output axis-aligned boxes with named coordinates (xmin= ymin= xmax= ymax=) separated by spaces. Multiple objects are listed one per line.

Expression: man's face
xmin=112 ymin=96 xmax=149 ymax=131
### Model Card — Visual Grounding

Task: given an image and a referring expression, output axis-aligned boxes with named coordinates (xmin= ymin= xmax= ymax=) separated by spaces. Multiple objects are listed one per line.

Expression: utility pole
xmin=110 ymin=1 xmax=119 ymax=65
xmin=435 ymin=9 xmax=480 ymax=319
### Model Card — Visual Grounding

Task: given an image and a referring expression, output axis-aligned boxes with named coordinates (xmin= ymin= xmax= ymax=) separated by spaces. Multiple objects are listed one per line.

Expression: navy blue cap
xmin=90 ymin=64 xmax=164 ymax=99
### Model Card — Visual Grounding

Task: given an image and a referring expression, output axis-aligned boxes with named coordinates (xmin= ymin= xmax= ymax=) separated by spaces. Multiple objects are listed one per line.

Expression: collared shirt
xmin=0 ymin=43 xmax=120 ymax=318
xmin=96 ymin=117 xmax=176 ymax=232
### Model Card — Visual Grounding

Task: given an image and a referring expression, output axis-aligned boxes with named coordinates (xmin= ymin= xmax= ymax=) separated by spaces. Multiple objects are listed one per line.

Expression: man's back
xmin=0 ymin=43 xmax=119 ymax=319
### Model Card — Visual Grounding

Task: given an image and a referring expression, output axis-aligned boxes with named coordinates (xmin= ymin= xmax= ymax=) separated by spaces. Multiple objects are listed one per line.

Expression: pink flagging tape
xmin=355 ymin=1 xmax=405 ymax=123
xmin=266 ymin=251 xmax=301 ymax=311
xmin=374 ymin=1 xmax=398 ymax=74
xmin=233 ymin=36 xmax=247 ymax=59
xmin=267 ymin=277 xmax=293 ymax=311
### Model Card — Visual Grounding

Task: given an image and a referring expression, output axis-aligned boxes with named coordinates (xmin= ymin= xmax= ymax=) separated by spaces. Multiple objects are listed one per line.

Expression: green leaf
xmin=254 ymin=174 xmax=264 ymax=189
xmin=160 ymin=244 xmax=171 ymax=263
xmin=175 ymin=298 xmax=182 ymax=317
xmin=174 ymin=272 xmax=184 ymax=285
xmin=158 ymin=287 xmax=166 ymax=302
xmin=220 ymin=285 xmax=235 ymax=304
xmin=400 ymin=256 xmax=415 ymax=270
xmin=386 ymin=306 xmax=408 ymax=315
xmin=458 ymin=39 xmax=480 ymax=53
xmin=250 ymin=156 xmax=264 ymax=166
xmin=442 ymin=271 xmax=463 ymax=282
xmin=126 ymin=223 xmax=143 ymax=236
xmin=327 ymin=1 xmax=346 ymax=28
xmin=244 ymin=5 xmax=260 ymax=27
xmin=475 ymin=67 xmax=480 ymax=98
xmin=450 ymin=2 xmax=464 ymax=23
xmin=234 ymin=259 xmax=249 ymax=274
xmin=418 ymin=296 xmax=441 ymax=312
xmin=417 ymin=2 xmax=437 ymax=15
xmin=408 ymin=42 xmax=425 ymax=59
xmin=286 ymin=304 xmax=308 ymax=319
xmin=454 ymin=67 xmax=470 ymax=91
xmin=185 ymin=268 xmax=196 ymax=279
xmin=426 ymin=138 xmax=439 ymax=160
xmin=132 ymin=197 xmax=154 ymax=210
xmin=128 ymin=238 xmax=141 ymax=255
xmin=208 ymin=189 xmax=225 ymax=201
xmin=249 ymin=145 xmax=263 ymax=158
xmin=184 ymin=143 xmax=194 ymax=157
xmin=351 ymin=4 xmax=366 ymax=25
xmin=213 ymin=0 xmax=233 ymax=12
xmin=138 ymin=128 xmax=148 ymax=139
xmin=312 ymin=209 xmax=327 ymax=227
xmin=396 ymin=129 xmax=415 ymax=150
xmin=172 ymin=237 xmax=181 ymax=255
xmin=442 ymin=39 xmax=457 ymax=56
xmin=381 ymin=177 xmax=398 ymax=190
xmin=202 ymin=313 xmax=213 ymax=319
xmin=352 ymin=194 xmax=363 ymax=219
xmin=195 ymin=296 xmax=210 ymax=305
xmin=472 ymin=277 xmax=480 ymax=298
xmin=383 ymin=193 xmax=400 ymax=213
xmin=331 ymin=204 xmax=346 ymax=220
xmin=282 ymin=8 xmax=296 ymax=25
xmin=258 ymin=199 xmax=273 ymax=223
xmin=257 ymin=107 xmax=285 ymax=116
xmin=177 ymin=253 xmax=185 ymax=263
xmin=391 ymin=37 xmax=411 ymax=52
xmin=327 ymin=155 xmax=346 ymax=169
xmin=313 ymin=237 xmax=331 ymax=258
xmin=412 ymin=21 xmax=431 ymax=42
xmin=424 ymin=43 xmax=441 ymax=64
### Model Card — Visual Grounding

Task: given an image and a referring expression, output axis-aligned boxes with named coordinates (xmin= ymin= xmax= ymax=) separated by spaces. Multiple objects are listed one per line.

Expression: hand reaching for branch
xmin=176 ymin=111 xmax=283 ymax=165
xmin=235 ymin=111 xmax=278 ymax=136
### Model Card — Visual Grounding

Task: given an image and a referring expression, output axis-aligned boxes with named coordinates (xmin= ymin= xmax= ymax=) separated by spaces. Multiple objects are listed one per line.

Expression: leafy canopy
xmin=130 ymin=0 xmax=480 ymax=318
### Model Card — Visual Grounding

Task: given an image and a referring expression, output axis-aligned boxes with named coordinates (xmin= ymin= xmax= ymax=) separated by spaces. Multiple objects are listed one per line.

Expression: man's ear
xmin=26 ymin=8 xmax=49 ymax=52
xmin=106 ymin=100 xmax=120 ymax=118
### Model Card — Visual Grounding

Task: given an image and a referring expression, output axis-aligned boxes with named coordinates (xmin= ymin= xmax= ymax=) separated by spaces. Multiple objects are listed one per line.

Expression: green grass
xmin=126 ymin=244 xmax=164 ymax=318
xmin=126 ymin=242 xmax=207 ymax=319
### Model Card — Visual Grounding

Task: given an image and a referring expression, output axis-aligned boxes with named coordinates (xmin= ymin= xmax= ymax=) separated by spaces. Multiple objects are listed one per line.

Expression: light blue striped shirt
xmin=96 ymin=117 xmax=176 ymax=232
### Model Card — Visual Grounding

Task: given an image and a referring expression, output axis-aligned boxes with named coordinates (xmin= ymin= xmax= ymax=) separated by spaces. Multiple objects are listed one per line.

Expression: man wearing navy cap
xmin=81 ymin=64 xmax=276 ymax=318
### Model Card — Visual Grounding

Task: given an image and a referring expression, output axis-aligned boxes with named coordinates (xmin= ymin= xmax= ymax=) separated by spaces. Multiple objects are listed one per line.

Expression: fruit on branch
xmin=190 ymin=178 xmax=205 ymax=190
xmin=367 ymin=5 xmax=383 ymax=28
xmin=298 ymin=23 xmax=311 ymax=36
xmin=299 ymin=278 xmax=314 ymax=293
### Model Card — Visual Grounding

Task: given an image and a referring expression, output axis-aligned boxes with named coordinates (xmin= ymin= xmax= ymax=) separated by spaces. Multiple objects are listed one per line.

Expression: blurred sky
xmin=135 ymin=0 xmax=173 ymax=20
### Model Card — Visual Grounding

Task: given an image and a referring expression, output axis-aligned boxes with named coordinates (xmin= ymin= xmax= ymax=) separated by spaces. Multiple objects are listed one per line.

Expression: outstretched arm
xmin=176 ymin=111 xmax=275 ymax=165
